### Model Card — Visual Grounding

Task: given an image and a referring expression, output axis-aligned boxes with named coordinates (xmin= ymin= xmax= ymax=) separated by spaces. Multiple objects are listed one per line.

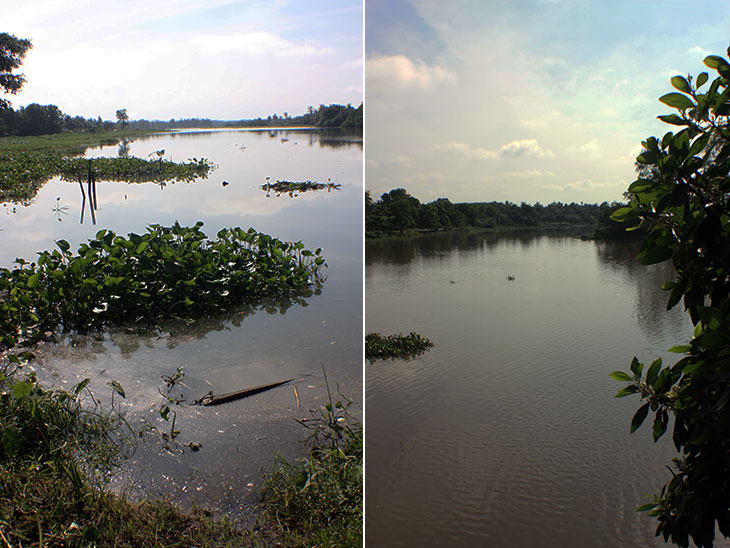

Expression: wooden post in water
xmin=78 ymin=178 xmax=86 ymax=224
xmin=87 ymin=159 xmax=96 ymax=225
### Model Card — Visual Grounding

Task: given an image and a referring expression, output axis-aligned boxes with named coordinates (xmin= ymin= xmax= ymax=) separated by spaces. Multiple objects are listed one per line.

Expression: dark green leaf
xmin=698 ymin=306 xmax=725 ymax=331
xmin=609 ymin=371 xmax=632 ymax=381
xmin=697 ymin=331 xmax=727 ymax=348
xmin=670 ymin=76 xmax=691 ymax=94
xmin=646 ymin=358 xmax=662 ymax=386
xmin=704 ymin=55 xmax=730 ymax=71
xmin=657 ymin=114 xmax=687 ymax=126
xmin=610 ymin=207 xmax=637 ymax=222
xmin=107 ymin=380 xmax=126 ymax=398
xmin=26 ymin=272 xmax=40 ymax=289
xmin=73 ymin=378 xmax=91 ymax=396
xmin=652 ymin=410 xmax=668 ymax=441
xmin=630 ymin=356 xmax=643 ymax=377
xmin=615 ymin=385 xmax=640 ymax=398
xmin=668 ymin=345 xmax=690 ymax=354
xmin=631 ymin=403 xmax=650 ymax=433
xmin=636 ymin=151 xmax=657 ymax=164
xmin=689 ymin=133 xmax=711 ymax=157
xmin=628 ymin=179 xmax=655 ymax=193
xmin=12 ymin=380 xmax=33 ymax=400
xmin=659 ymin=92 xmax=695 ymax=110
xmin=638 ymin=246 xmax=673 ymax=265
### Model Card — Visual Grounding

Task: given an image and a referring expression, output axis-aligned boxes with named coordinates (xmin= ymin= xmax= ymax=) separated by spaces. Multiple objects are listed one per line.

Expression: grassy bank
xmin=0 ymin=355 xmax=362 ymax=547
xmin=0 ymin=129 xmax=213 ymax=203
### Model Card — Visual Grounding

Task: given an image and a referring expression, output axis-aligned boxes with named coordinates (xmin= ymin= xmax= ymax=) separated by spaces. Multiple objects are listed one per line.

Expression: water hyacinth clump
xmin=0 ymin=221 xmax=326 ymax=348
xmin=261 ymin=179 xmax=341 ymax=198
xmin=365 ymin=331 xmax=433 ymax=361
xmin=58 ymin=156 xmax=214 ymax=185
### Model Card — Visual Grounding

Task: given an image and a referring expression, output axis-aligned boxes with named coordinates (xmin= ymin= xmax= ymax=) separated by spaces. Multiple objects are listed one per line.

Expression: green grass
xmin=259 ymin=371 xmax=363 ymax=547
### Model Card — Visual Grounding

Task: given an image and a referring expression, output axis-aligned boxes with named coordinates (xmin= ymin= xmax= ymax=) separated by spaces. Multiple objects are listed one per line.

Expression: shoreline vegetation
xmin=366 ymin=187 xmax=645 ymax=241
xmin=0 ymin=351 xmax=362 ymax=547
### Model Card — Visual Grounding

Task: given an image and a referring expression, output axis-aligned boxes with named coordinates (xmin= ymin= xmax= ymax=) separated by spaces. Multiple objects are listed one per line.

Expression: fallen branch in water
xmin=194 ymin=378 xmax=294 ymax=406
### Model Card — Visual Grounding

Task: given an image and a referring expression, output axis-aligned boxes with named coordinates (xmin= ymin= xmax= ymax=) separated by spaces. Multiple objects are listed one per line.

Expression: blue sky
xmin=366 ymin=0 xmax=730 ymax=204
xmin=5 ymin=0 xmax=362 ymax=120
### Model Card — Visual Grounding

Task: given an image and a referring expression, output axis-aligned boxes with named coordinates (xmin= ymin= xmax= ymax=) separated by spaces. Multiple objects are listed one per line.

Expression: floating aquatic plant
xmin=0 ymin=221 xmax=326 ymax=349
xmin=261 ymin=179 xmax=341 ymax=198
xmin=365 ymin=331 xmax=433 ymax=361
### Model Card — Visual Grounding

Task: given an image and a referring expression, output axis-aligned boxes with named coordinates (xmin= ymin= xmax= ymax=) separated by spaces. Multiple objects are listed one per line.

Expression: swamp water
xmin=0 ymin=128 xmax=362 ymax=519
xmin=365 ymin=229 xmax=719 ymax=548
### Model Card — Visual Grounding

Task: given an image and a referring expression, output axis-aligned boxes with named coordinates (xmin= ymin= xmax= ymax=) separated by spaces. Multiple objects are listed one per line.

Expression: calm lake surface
xmin=366 ymin=229 xmax=704 ymax=548
xmin=0 ymin=128 xmax=362 ymax=519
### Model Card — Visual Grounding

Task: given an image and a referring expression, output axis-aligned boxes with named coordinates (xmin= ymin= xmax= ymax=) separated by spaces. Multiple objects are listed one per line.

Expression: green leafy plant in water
xmin=365 ymin=331 xmax=433 ymax=361
xmin=58 ymin=155 xmax=214 ymax=185
xmin=0 ymin=130 xmax=188 ymax=203
xmin=0 ymin=221 xmax=326 ymax=349
xmin=610 ymin=45 xmax=730 ymax=548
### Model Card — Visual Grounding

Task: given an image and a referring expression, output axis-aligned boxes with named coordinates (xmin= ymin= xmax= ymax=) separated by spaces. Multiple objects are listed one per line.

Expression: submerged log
xmin=195 ymin=378 xmax=294 ymax=406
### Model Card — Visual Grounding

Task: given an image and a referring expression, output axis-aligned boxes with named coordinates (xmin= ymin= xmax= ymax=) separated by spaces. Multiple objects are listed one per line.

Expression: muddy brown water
xmin=365 ymin=229 xmax=715 ymax=547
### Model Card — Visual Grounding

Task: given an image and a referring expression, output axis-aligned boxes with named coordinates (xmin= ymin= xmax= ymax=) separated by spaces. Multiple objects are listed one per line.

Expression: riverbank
xmin=0 ymin=350 xmax=362 ymax=547
xmin=366 ymin=223 xmax=597 ymax=241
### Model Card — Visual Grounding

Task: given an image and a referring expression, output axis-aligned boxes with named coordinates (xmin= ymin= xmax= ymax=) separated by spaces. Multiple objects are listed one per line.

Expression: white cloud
xmin=401 ymin=171 xmax=451 ymax=184
xmin=190 ymin=32 xmax=333 ymax=57
xmin=366 ymin=54 xmax=455 ymax=89
xmin=505 ymin=169 xmax=556 ymax=178
xmin=441 ymin=139 xmax=554 ymax=160
xmin=341 ymin=57 xmax=364 ymax=70
xmin=689 ymin=45 xmax=711 ymax=57
xmin=367 ymin=154 xmax=413 ymax=168
xmin=441 ymin=141 xmax=497 ymax=160
xmin=546 ymin=177 xmax=622 ymax=192
xmin=578 ymin=138 xmax=600 ymax=156
xmin=498 ymin=139 xmax=554 ymax=158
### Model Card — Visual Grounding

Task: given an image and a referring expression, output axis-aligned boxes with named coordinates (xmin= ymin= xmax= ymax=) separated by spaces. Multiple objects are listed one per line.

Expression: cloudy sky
xmin=4 ymin=0 xmax=362 ymax=121
xmin=366 ymin=0 xmax=730 ymax=205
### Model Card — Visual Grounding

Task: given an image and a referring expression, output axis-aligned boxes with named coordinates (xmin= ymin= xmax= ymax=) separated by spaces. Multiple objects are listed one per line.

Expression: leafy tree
xmin=0 ymin=33 xmax=32 ymax=110
xmin=610 ymin=46 xmax=730 ymax=547
xmin=115 ymin=108 xmax=129 ymax=127
xmin=380 ymin=188 xmax=420 ymax=233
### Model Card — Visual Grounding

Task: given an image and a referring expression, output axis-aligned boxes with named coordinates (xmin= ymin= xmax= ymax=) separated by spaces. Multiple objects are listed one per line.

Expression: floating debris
xmin=194 ymin=378 xmax=294 ymax=406
xmin=261 ymin=179 xmax=341 ymax=198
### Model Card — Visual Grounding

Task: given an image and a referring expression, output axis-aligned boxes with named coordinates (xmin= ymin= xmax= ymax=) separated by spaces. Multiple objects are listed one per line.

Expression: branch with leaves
xmin=611 ymin=45 xmax=730 ymax=548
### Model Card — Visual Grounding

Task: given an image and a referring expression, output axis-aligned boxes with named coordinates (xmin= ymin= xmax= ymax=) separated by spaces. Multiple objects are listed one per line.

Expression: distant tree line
xmin=128 ymin=103 xmax=363 ymax=131
xmin=367 ymin=188 xmax=641 ymax=239
xmin=0 ymin=102 xmax=363 ymax=137
xmin=0 ymin=103 xmax=117 ymax=136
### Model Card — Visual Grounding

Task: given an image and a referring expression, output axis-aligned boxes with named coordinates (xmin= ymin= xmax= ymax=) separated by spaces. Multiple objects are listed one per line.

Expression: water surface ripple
xmin=366 ymin=230 xmax=712 ymax=547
